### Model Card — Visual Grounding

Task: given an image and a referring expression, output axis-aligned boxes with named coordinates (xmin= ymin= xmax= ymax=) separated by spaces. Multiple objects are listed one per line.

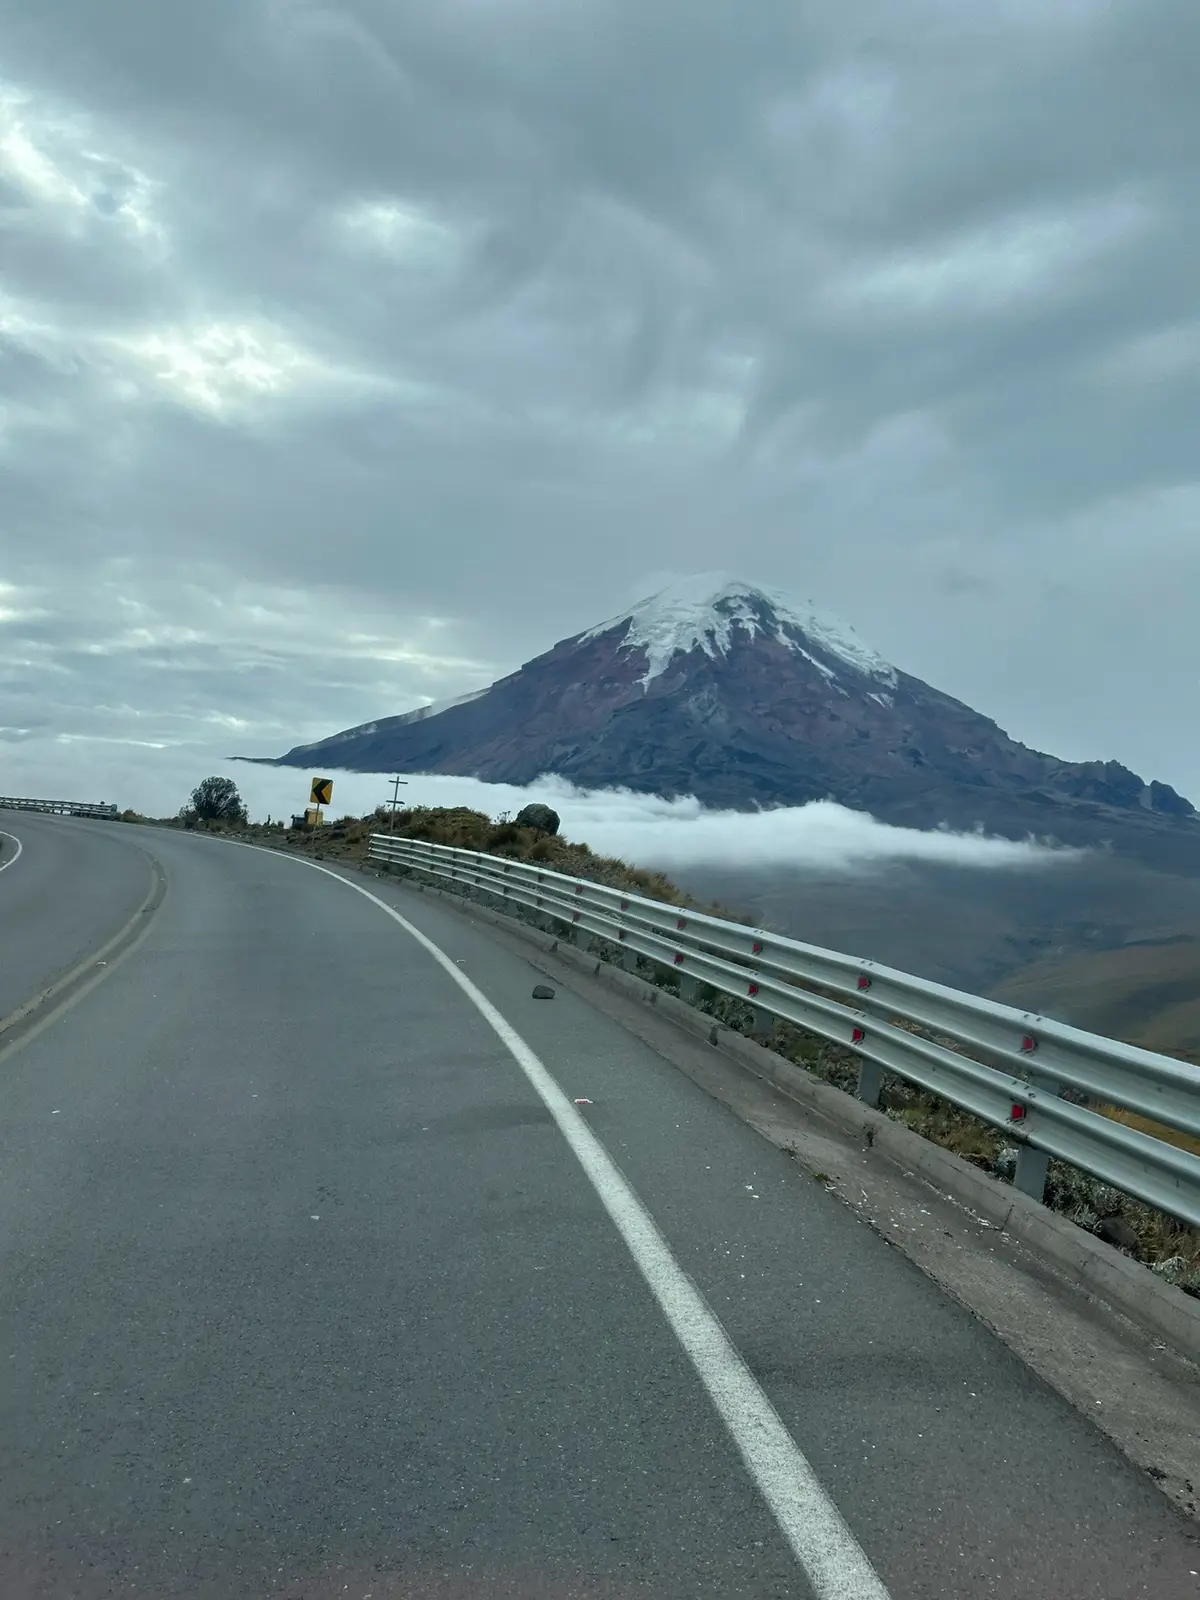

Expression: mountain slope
xmin=266 ymin=574 xmax=1196 ymax=851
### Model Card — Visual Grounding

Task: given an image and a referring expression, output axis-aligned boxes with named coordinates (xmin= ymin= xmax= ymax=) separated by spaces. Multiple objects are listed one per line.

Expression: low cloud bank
xmin=529 ymin=778 xmax=1076 ymax=873
xmin=6 ymin=742 xmax=1077 ymax=874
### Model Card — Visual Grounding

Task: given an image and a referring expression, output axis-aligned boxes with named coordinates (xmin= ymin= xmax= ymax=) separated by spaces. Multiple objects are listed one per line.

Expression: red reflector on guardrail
xmin=851 ymin=1027 xmax=865 ymax=1044
xmin=751 ymin=940 xmax=763 ymax=955
xmin=747 ymin=982 xmax=760 ymax=997
xmin=1011 ymin=1104 xmax=1026 ymax=1122
xmin=673 ymin=953 xmax=684 ymax=965
xmin=856 ymin=975 xmax=871 ymax=991
xmin=1020 ymin=1035 xmax=1037 ymax=1054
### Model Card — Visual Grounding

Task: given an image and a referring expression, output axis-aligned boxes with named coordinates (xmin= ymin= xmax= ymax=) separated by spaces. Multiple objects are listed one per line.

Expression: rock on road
xmin=0 ymin=812 xmax=1197 ymax=1599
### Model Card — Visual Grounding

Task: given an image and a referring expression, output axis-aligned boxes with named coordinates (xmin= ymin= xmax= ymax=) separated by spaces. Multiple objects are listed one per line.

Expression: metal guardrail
xmin=0 ymin=797 xmax=120 ymax=819
xmin=368 ymin=833 xmax=1200 ymax=1229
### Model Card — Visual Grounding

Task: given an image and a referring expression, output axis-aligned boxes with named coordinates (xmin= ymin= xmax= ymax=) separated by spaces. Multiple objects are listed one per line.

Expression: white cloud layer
xmin=3 ymin=742 xmax=1077 ymax=876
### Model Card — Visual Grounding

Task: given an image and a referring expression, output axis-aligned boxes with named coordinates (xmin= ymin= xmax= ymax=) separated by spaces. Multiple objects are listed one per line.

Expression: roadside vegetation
xmin=123 ymin=793 xmax=1200 ymax=1295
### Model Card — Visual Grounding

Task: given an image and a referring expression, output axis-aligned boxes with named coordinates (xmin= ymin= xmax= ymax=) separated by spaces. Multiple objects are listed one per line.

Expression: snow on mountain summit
xmin=580 ymin=573 xmax=896 ymax=688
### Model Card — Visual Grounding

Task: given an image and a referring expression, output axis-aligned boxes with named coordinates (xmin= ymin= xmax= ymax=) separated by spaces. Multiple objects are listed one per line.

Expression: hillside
xmin=988 ymin=939 xmax=1200 ymax=1067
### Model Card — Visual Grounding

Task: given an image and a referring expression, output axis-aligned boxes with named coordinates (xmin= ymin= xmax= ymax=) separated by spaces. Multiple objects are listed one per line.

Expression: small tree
xmin=186 ymin=775 xmax=247 ymax=825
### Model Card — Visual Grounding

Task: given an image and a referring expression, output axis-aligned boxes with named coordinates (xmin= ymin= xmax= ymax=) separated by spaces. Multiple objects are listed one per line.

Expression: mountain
xmin=264 ymin=574 xmax=1196 ymax=854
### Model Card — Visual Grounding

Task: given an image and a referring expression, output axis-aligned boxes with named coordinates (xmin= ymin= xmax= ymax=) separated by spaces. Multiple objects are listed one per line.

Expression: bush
xmin=184 ymin=776 xmax=247 ymax=825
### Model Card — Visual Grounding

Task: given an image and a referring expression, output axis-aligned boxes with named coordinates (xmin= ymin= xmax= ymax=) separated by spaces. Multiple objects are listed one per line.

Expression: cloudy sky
xmin=3 ymin=0 xmax=1199 ymax=817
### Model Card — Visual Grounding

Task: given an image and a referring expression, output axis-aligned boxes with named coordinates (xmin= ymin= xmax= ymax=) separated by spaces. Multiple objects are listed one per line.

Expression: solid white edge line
xmin=227 ymin=843 xmax=891 ymax=1600
xmin=0 ymin=831 xmax=24 ymax=873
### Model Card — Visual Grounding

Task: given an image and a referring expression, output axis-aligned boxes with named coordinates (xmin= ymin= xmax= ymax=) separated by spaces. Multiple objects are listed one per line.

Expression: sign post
xmin=386 ymin=776 xmax=408 ymax=833
xmin=309 ymin=776 xmax=333 ymax=827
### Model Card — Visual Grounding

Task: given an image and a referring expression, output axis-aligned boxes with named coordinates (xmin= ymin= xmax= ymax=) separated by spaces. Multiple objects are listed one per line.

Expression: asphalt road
xmin=1 ymin=815 xmax=1198 ymax=1599
xmin=0 ymin=811 xmax=154 ymax=1022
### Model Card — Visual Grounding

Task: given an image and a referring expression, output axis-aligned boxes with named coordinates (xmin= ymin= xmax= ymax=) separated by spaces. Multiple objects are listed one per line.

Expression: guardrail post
xmin=856 ymin=1060 xmax=884 ymax=1109
xmin=1011 ymin=1078 xmax=1059 ymax=1203
xmin=679 ymin=975 xmax=700 ymax=1004
xmin=620 ymin=946 xmax=637 ymax=972
xmin=1013 ymin=1145 xmax=1051 ymax=1202
xmin=751 ymin=1007 xmax=772 ymax=1040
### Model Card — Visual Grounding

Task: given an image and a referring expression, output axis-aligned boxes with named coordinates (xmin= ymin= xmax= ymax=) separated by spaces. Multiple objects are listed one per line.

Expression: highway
xmin=1 ymin=812 xmax=1198 ymax=1599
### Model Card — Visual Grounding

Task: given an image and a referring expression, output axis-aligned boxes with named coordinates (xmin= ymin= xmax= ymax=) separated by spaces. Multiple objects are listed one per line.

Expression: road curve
xmin=0 ymin=822 xmax=1197 ymax=1599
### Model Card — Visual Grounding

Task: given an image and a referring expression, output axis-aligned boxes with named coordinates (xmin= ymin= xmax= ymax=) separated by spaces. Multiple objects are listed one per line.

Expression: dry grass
xmin=1099 ymin=1106 xmax=1200 ymax=1159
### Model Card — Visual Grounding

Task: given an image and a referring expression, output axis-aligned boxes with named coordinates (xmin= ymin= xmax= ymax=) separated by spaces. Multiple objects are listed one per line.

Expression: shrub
xmin=185 ymin=776 xmax=247 ymax=825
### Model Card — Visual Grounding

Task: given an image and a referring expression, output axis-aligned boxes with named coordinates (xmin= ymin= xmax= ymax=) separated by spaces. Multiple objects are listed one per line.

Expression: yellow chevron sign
xmin=310 ymin=776 xmax=333 ymax=807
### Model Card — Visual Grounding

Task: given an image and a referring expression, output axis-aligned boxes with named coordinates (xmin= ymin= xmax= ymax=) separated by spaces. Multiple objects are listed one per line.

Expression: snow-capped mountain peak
xmin=579 ymin=573 xmax=896 ymax=688
xmin=268 ymin=569 xmax=1196 ymax=848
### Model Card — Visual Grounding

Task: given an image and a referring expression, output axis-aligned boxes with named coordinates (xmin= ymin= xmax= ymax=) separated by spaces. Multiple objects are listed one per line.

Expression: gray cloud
xmin=2 ymin=0 xmax=1198 ymax=816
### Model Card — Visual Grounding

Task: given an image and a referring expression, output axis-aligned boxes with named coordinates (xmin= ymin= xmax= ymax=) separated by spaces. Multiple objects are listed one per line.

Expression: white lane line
xmin=0 ymin=832 xmax=24 ymax=873
xmin=276 ymin=853 xmax=892 ymax=1600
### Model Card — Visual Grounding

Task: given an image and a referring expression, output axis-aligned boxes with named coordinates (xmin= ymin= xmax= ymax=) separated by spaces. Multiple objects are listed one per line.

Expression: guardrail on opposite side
xmin=0 ymin=797 xmax=120 ymax=819
xmin=367 ymin=833 xmax=1200 ymax=1229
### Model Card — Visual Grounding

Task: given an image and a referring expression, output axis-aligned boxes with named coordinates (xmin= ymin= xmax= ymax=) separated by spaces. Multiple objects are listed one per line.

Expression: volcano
xmin=266 ymin=574 xmax=1195 ymax=853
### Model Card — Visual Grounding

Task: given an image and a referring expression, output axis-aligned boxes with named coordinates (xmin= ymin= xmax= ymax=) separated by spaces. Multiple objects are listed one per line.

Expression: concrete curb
xmin=388 ymin=868 xmax=1200 ymax=1360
